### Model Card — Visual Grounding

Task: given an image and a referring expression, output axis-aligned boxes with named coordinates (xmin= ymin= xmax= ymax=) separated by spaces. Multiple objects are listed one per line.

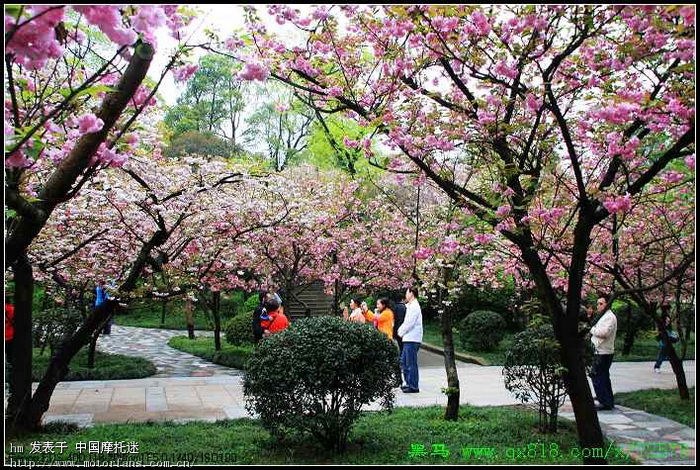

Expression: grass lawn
xmin=615 ymin=388 xmax=695 ymax=428
xmin=5 ymin=405 xmax=635 ymax=465
xmin=32 ymin=348 xmax=157 ymax=381
xmin=114 ymin=300 xmax=217 ymax=331
xmin=167 ymin=336 xmax=252 ymax=369
xmin=423 ymin=319 xmax=694 ymax=366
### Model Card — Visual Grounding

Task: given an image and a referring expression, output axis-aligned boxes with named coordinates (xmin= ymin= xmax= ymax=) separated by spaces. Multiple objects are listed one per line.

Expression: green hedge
xmin=31 ymin=349 xmax=157 ymax=381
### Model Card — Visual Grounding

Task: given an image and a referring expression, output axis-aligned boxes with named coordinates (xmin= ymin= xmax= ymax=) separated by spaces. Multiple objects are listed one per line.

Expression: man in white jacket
xmin=590 ymin=294 xmax=618 ymax=411
xmin=398 ymin=286 xmax=423 ymax=393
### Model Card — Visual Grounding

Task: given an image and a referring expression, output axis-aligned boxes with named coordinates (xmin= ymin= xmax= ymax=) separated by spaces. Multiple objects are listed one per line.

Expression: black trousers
xmin=591 ymin=354 xmax=614 ymax=408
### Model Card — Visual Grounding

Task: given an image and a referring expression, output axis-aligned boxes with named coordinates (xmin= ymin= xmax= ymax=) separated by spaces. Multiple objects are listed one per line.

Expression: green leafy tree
xmin=243 ymin=83 xmax=315 ymax=171
xmin=164 ymin=54 xmax=246 ymax=145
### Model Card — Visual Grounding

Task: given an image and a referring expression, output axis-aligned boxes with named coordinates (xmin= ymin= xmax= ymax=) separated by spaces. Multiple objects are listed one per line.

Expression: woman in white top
xmin=348 ymin=298 xmax=366 ymax=323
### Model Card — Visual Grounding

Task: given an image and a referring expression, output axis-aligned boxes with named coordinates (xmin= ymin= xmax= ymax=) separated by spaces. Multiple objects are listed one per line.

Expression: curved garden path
xmin=96 ymin=325 xmax=241 ymax=377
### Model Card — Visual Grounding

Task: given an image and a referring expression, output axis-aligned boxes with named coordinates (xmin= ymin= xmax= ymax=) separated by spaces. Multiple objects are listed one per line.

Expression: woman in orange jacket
xmin=370 ymin=298 xmax=394 ymax=340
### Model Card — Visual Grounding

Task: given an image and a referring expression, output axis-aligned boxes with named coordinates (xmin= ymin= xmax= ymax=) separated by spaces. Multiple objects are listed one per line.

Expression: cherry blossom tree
xmin=24 ymin=149 xmax=286 ymax=429
xmin=227 ymin=5 xmax=694 ymax=460
xmin=584 ymin=165 xmax=694 ymax=399
xmin=4 ymin=5 xmax=203 ymax=434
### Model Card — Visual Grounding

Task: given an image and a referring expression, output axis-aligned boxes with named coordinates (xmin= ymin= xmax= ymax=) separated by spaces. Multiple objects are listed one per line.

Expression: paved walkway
xmin=96 ymin=325 xmax=241 ymax=377
xmin=34 ymin=326 xmax=696 ymax=464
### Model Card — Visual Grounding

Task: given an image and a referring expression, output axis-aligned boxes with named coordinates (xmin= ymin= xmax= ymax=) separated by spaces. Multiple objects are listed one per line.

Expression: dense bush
xmin=243 ymin=316 xmax=401 ymax=451
xmin=225 ymin=314 xmax=254 ymax=346
xmin=163 ymin=130 xmax=239 ymax=159
xmin=503 ymin=318 xmax=567 ymax=433
xmin=458 ymin=310 xmax=506 ymax=351
xmin=453 ymin=284 xmax=520 ymax=328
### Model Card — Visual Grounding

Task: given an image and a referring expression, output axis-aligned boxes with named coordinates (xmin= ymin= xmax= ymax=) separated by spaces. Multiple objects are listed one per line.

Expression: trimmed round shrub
xmin=224 ymin=314 xmax=253 ymax=346
xmin=458 ymin=310 xmax=506 ymax=351
xmin=243 ymin=316 xmax=401 ymax=451
xmin=503 ymin=322 xmax=567 ymax=433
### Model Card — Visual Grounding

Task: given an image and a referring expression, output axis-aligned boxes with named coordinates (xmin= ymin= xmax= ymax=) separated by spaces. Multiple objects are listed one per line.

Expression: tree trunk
xmin=439 ymin=266 xmax=460 ymax=421
xmin=441 ymin=310 xmax=460 ymax=421
xmin=5 ymin=255 xmax=34 ymax=435
xmin=680 ymin=304 xmax=693 ymax=360
xmin=4 ymin=44 xmax=156 ymax=435
xmin=622 ymin=302 xmax=637 ymax=356
xmin=213 ymin=291 xmax=221 ymax=351
xmin=8 ymin=300 xmax=115 ymax=435
xmin=86 ymin=328 xmax=101 ymax=369
xmin=657 ymin=321 xmax=690 ymax=400
xmin=519 ymin=211 xmax=607 ymax=464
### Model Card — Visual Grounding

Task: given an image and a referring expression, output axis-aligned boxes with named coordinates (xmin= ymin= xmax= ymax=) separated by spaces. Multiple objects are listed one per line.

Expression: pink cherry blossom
xmin=77 ymin=113 xmax=104 ymax=134
xmin=5 ymin=150 xmax=33 ymax=169
xmin=684 ymin=155 xmax=695 ymax=170
xmin=602 ymin=194 xmax=632 ymax=214
xmin=414 ymin=247 xmax=434 ymax=260
xmin=74 ymin=6 xmax=137 ymax=47
xmin=172 ymin=64 xmax=199 ymax=82
xmin=238 ymin=61 xmax=269 ymax=81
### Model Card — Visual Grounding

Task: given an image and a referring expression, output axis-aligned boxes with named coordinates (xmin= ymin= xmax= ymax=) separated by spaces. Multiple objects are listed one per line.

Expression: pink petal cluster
xmin=130 ymin=6 xmax=167 ymax=40
xmin=684 ymin=155 xmax=695 ymax=170
xmin=414 ymin=247 xmax=434 ymax=260
xmin=5 ymin=151 xmax=33 ymax=169
xmin=173 ymin=64 xmax=199 ymax=82
xmin=326 ymin=86 xmax=343 ymax=98
xmin=5 ymin=6 xmax=65 ymax=69
xmin=470 ymin=11 xmax=491 ymax=36
xmin=602 ymin=194 xmax=632 ymax=214
xmin=495 ymin=205 xmax=511 ymax=218
xmin=439 ymin=236 xmax=461 ymax=256
xmin=225 ymin=36 xmax=245 ymax=51
xmin=591 ymin=102 xmax=640 ymax=125
xmin=474 ymin=233 xmax=493 ymax=245
xmin=660 ymin=171 xmax=684 ymax=185
xmin=74 ymin=6 xmax=137 ymax=46
xmin=95 ymin=143 xmax=128 ymax=168
xmin=343 ymin=137 xmax=359 ymax=149
xmin=238 ymin=61 xmax=270 ymax=81
xmin=77 ymin=113 xmax=104 ymax=134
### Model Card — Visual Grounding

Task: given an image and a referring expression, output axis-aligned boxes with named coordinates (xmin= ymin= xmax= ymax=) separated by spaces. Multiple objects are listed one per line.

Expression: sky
xmin=152 ymin=4 xmax=314 ymax=106
xmin=152 ymin=5 xmax=246 ymax=106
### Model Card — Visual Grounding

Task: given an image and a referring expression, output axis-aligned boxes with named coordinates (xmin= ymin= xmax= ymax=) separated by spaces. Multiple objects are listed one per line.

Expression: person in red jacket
xmin=260 ymin=297 xmax=289 ymax=337
xmin=5 ymin=302 xmax=15 ymax=363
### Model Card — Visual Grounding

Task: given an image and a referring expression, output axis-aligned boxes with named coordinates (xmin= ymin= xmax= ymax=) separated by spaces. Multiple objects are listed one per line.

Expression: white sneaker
xmin=653 ymin=368 xmax=661 ymax=374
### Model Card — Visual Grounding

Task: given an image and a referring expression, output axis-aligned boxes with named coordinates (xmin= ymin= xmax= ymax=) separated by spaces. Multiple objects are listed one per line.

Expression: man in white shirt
xmin=398 ymin=286 xmax=423 ymax=393
xmin=590 ymin=294 xmax=618 ymax=411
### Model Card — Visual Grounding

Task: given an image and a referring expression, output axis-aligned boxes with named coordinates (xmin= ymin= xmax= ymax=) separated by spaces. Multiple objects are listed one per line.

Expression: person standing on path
xmin=654 ymin=312 xmax=678 ymax=373
xmin=392 ymin=293 xmax=407 ymax=355
xmin=95 ymin=280 xmax=113 ymax=335
xmin=590 ymin=293 xmax=617 ymax=411
xmin=371 ymin=298 xmax=394 ymax=340
xmin=347 ymin=298 xmax=366 ymax=323
xmin=398 ymin=286 xmax=423 ymax=394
